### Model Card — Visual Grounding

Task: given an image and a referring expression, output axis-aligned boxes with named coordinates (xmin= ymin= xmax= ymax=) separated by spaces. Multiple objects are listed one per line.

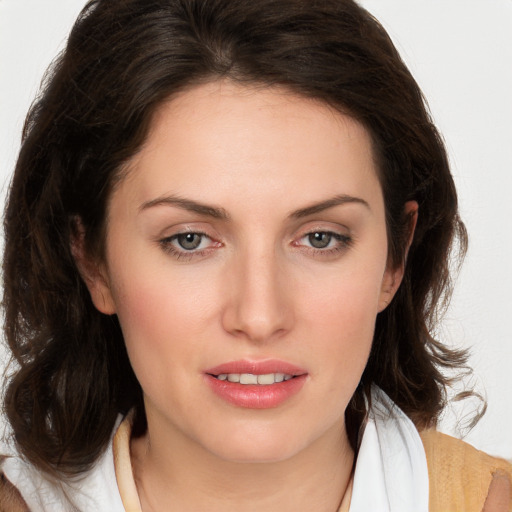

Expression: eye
xmin=293 ymin=229 xmax=352 ymax=256
xmin=303 ymin=231 xmax=351 ymax=249
xmin=159 ymin=231 xmax=220 ymax=259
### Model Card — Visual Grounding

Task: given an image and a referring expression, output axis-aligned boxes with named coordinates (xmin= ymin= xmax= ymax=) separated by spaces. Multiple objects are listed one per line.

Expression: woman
xmin=1 ymin=0 xmax=511 ymax=510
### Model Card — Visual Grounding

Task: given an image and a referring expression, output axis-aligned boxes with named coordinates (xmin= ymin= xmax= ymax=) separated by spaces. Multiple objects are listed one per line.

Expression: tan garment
xmin=420 ymin=429 xmax=512 ymax=512
xmin=113 ymin=414 xmax=142 ymax=512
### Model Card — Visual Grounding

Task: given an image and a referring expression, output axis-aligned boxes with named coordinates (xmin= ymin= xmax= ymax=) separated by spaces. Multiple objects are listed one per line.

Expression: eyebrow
xmin=289 ymin=194 xmax=370 ymax=218
xmin=139 ymin=195 xmax=230 ymax=220
xmin=139 ymin=193 xmax=369 ymax=220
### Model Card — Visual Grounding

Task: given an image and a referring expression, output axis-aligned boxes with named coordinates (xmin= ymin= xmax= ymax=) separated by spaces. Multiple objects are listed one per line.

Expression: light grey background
xmin=1 ymin=0 xmax=511 ymax=459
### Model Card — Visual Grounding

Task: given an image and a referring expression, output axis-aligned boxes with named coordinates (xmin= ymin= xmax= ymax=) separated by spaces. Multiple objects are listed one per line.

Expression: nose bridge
xmin=223 ymin=240 xmax=292 ymax=342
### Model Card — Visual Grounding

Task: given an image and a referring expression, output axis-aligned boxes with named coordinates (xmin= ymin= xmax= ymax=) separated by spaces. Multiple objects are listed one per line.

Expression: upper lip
xmin=205 ymin=359 xmax=307 ymax=376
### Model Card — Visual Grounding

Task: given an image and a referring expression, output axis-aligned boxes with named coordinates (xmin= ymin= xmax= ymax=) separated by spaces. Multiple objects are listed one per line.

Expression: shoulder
xmin=0 ymin=419 xmax=126 ymax=512
xmin=420 ymin=429 xmax=512 ymax=512
xmin=0 ymin=456 xmax=30 ymax=512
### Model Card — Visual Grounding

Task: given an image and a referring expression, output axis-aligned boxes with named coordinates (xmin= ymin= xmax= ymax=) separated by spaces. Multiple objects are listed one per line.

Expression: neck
xmin=131 ymin=415 xmax=354 ymax=512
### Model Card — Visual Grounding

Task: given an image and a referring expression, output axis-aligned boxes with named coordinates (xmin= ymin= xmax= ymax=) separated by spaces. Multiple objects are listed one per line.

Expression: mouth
xmin=204 ymin=360 xmax=307 ymax=408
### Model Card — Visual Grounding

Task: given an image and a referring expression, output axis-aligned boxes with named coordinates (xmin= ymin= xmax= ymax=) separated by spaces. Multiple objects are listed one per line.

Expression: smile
xmin=214 ymin=373 xmax=293 ymax=384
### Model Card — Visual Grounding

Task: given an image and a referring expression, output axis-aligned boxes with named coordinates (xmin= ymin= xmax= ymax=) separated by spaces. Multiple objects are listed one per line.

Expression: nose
xmin=221 ymin=247 xmax=294 ymax=343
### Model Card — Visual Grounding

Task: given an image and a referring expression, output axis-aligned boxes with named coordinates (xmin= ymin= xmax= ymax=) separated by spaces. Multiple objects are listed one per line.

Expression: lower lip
xmin=205 ymin=374 xmax=307 ymax=409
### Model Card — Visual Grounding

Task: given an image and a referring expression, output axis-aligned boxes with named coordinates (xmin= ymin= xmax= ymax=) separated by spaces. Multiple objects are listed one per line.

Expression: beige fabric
xmin=420 ymin=429 xmax=512 ymax=512
xmin=113 ymin=415 xmax=143 ymax=512
xmin=337 ymin=475 xmax=353 ymax=511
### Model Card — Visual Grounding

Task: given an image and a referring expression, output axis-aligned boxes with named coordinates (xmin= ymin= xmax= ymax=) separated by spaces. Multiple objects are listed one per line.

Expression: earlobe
xmin=70 ymin=219 xmax=116 ymax=315
xmin=378 ymin=267 xmax=401 ymax=313
xmin=88 ymin=276 xmax=117 ymax=316
xmin=378 ymin=200 xmax=418 ymax=312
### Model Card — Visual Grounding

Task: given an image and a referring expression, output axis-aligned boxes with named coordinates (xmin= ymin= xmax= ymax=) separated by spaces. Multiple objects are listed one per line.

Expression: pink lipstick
xmin=204 ymin=359 xmax=307 ymax=409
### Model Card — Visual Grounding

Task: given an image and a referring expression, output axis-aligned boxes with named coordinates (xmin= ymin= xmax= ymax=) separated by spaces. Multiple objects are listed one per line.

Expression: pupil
xmin=309 ymin=232 xmax=331 ymax=249
xmin=178 ymin=233 xmax=201 ymax=250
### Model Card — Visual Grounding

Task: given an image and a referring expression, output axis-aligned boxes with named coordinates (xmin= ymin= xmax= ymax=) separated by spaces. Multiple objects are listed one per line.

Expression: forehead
xmin=115 ymin=80 xmax=383 ymax=217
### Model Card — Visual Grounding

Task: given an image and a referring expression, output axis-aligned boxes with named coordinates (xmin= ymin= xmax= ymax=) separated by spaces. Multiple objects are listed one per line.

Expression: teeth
xmin=216 ymin=373 xmax=293 ymax=385
xmin=240 ymin=373 xmax=258 ymax=384
xmin=257 ymin=373 xmax=275 ymax=385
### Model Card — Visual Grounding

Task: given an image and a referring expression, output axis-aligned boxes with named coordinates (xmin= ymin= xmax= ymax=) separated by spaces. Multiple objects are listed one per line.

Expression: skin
xmin=79 ymin=80 xmax=414 ymax=511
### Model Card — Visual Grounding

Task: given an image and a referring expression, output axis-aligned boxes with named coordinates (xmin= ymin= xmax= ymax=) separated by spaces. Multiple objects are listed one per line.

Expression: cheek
xmin=312 ymin=292 xmax=376 ymax=375
xmin=300 ymin=258 xmax=386 ymax=332
xmin=295 ymin=256 xmax=386 ymax=375
xmin=107 ymin=264 xmax=218 ymax=385
xmin=110 ymin=250 xmax=217 ymax=332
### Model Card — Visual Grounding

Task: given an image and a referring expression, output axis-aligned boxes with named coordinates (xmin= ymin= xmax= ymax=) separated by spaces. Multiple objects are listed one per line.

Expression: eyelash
xmin=159 ymin=230 xmax=352 ymax=260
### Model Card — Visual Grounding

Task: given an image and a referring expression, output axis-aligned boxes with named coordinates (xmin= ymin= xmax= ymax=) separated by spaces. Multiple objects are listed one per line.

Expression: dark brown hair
xmin=3 ymin=0 xmax=468 ymax=477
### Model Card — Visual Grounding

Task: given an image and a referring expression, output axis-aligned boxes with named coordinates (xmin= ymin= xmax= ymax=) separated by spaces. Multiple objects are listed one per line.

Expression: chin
xmin=204 ymin=426 xmax=314 ymax=464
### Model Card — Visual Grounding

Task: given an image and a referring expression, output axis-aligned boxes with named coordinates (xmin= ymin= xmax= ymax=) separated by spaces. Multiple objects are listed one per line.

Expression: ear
xmin=70 ymin=218 xmax=117 ymax=315
xmin=378 ymin=200 xmax=418 ymax=312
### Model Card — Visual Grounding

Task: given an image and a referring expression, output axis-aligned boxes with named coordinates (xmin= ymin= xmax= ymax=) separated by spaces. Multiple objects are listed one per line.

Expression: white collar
xmin=349 ymin=386 xmax=429 ymax=512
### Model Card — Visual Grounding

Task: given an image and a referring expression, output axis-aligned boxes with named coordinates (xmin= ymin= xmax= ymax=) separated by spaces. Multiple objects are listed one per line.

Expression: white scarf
xmin=349 ymin=386 xmax=429 ymax=511
xmin=1 ymin=387 xmax=429 ymax=511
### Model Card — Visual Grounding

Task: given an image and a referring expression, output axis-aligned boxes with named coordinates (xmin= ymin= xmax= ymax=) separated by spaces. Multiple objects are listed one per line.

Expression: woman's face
xmin=86 ymin=81 xmax=404 ymax=463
